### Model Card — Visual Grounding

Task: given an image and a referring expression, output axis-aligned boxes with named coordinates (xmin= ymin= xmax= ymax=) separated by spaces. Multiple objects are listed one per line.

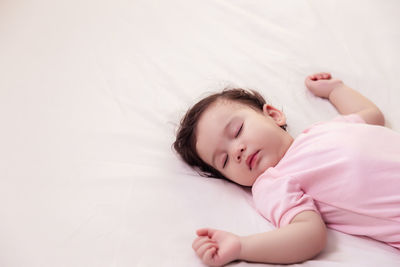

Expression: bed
xmin=1 ymin=0 xmax=400 ymax=266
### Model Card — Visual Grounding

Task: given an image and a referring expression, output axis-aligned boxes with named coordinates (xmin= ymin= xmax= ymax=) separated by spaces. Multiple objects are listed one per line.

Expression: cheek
xmin=256 ymin=127 xmax=280 ymax=144
xmin=223 ymin=165 xmax=245 ymax=183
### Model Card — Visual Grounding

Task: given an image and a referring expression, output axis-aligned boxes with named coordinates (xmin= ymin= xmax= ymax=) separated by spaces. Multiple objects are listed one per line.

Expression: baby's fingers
xmin=192 ymin=236 xmax=210 ymax=250
xmin=196 ymin=228 xmax=217 ymax=238
xmin=321 ymin=72 xmax=331 ymax=79
xmin=203 ymin=246 xmax=218 ymax=265
xmin=307 ymin=72 xmax=331 ymax=81
xmin=197 ymin=241 xmax=218 ymax=259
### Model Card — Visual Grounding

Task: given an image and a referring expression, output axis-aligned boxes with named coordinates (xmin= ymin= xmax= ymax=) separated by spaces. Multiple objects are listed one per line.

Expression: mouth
xmin=246 ymin=150 xmax=260 ymax=170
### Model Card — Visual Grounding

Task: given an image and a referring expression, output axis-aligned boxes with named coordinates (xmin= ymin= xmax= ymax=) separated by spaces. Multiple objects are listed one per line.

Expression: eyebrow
xmin=211 ymin=117 xmax=235 ymax=168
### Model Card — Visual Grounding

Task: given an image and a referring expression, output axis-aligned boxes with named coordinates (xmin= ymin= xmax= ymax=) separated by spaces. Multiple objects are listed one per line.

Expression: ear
xmin=262 ymin=104 xmax=287 ymax=126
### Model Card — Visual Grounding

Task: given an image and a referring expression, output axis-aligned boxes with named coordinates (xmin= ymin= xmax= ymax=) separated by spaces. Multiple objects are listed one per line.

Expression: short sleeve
xmin=332 ymin=114 xmax=366 ymax=124
xmin=252 ymin=171 xmax=318 ymax=228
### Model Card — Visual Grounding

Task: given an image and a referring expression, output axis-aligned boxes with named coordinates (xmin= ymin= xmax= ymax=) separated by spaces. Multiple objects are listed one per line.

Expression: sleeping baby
xmin=173 ymin=72 xmax=400 ymax=266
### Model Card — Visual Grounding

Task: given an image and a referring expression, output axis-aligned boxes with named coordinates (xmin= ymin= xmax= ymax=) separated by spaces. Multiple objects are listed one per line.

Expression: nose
xmin=234 ymin=145 xmax=246 ymax=162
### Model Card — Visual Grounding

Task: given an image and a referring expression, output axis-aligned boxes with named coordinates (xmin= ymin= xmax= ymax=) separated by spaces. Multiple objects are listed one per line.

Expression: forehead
xmin=197 ymin=99 xmax=250 ymax=132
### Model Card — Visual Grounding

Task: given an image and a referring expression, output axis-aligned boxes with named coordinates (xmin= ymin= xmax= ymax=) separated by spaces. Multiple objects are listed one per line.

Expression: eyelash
xmin=223 ymin=155 xmax=228 ymax=168
xmin=235 ymin=123 xmax=243 ymax=137
xmin=223 ymin=123 xmax=243 ymax=168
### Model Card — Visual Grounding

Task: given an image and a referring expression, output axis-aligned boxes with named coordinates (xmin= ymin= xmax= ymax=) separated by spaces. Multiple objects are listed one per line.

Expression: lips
xmin=246 ymin=150 xmax=260 ymax=170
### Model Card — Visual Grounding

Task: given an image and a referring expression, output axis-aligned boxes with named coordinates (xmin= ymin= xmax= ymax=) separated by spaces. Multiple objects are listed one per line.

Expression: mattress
xmin=1 ymin=0 xmax=400 ymax=266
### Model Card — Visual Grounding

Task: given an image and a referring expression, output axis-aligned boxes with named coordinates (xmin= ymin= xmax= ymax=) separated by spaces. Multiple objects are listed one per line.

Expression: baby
xmin=173 ymin=73 xmax=400 ymax=266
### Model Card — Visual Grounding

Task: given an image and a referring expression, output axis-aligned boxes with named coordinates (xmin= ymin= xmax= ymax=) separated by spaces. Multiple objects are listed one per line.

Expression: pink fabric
xmin=252 ymin=114 xmax=400 ymax=249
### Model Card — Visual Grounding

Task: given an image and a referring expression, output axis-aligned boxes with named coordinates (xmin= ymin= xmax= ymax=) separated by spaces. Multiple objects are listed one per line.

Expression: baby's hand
xmin=305 ymin=72 xmax=344 ymax=98
xmin=192 ymin=228 xmax=241 ymax=267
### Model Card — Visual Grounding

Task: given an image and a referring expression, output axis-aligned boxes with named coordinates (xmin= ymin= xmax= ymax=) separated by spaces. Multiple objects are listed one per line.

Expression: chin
xmin=251 ymin=171 xmax=263 ymax=184
xmin=257 ymin=161 xmax=271 ymax=176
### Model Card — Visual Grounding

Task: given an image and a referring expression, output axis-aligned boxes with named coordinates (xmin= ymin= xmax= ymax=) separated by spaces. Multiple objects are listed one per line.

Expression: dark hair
xmin=173 ymin=88 xmax=286 ymax=179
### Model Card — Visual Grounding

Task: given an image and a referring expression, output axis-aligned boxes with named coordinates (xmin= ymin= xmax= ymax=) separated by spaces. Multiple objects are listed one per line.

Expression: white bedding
xmin=1 ymin=0 xmax=400 ymax=266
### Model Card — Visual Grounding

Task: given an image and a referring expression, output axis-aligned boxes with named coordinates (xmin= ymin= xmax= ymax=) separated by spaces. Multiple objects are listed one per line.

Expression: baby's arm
xmin=192 ymin=210 xmax=326 ymax=266
xmin=239 ymin=211 xmax=326 ymax=264
xmin=305 ymin=72 xmax=385 ymax=126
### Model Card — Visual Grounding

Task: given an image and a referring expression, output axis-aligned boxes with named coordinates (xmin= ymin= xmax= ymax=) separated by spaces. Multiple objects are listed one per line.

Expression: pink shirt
xmin=252 ymin=114 xmax=400 ymax=249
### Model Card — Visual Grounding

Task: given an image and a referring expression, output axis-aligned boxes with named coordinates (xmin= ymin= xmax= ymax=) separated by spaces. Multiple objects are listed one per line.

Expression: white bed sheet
xmin=1 ymin=0 xmax=400 ymax=266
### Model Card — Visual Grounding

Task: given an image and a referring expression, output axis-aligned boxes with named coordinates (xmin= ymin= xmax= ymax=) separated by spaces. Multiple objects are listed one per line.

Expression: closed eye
xmin=223 ymin=155 xmax=228 ymax=168
xmin=223 ymin=123 xmax=243 ymax=168
xmin=235 ymin=123 xmax=243 ymax=138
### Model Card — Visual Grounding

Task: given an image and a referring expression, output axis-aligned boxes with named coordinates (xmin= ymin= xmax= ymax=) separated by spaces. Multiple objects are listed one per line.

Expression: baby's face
xmin=196 ymin=100 xmax=293 ymax=186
